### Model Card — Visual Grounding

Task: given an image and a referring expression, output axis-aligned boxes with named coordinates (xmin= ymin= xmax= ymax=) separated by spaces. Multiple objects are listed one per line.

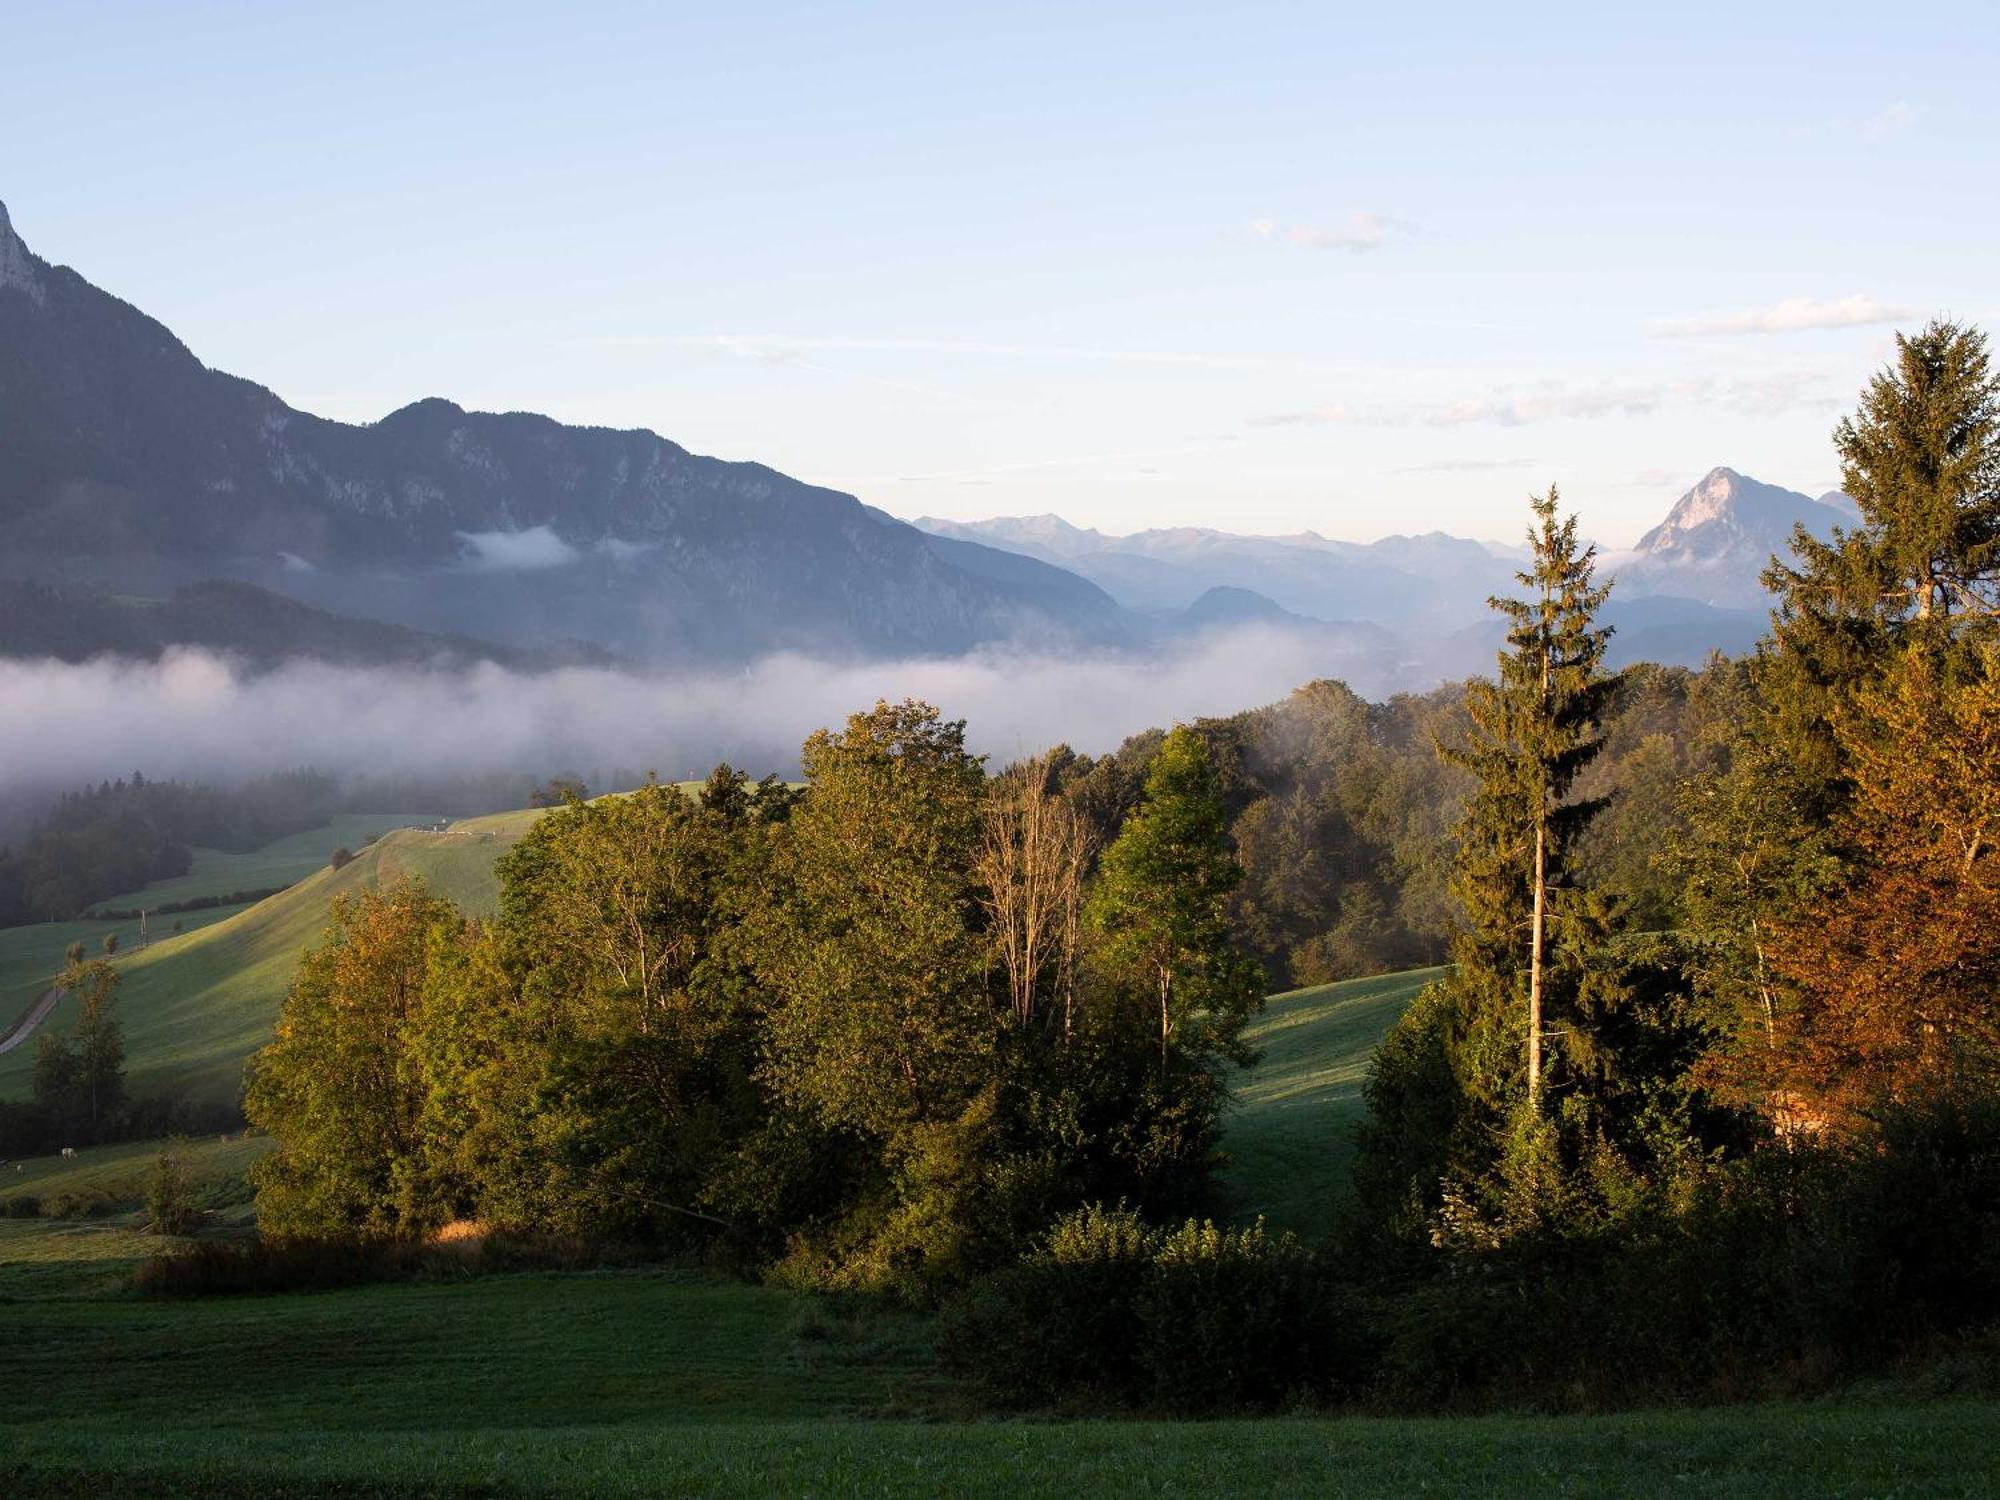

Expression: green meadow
xmin=1219 ymin=967 xmax=1439 ymax=1238
xmin=0 ymin=1261 xmax=1993 ymax=1497
xmin=1 ymin=960 xmax=1995 ymax=1495
xmin=0 ymin=808 xmax=544 ymax=1107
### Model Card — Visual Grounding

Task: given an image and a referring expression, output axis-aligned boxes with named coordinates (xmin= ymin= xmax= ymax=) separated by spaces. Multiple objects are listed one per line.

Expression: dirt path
xmin=0 ymin=986 xmax=64 ymax=1057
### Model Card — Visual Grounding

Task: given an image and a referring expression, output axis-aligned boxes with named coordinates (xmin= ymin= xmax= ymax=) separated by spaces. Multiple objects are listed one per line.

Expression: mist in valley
xmin=0 ymin=624 xmax=1392 ymax=798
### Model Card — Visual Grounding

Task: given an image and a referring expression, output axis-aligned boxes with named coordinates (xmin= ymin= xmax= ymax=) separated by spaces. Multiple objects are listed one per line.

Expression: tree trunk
xmin=1528 ymin=816 xmax=1545 ymax=1111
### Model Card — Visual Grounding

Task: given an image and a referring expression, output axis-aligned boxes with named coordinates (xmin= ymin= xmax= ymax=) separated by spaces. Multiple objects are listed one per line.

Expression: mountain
xmin=0 ymin=580 xmax=613 ymax=672
xmin=0 ymin=201 xmax=1128 ymax=665
xmin=916 ymin=515 xmax=1520 ymax=624
xmin=1606 ymin=467 xmax=1855 ymax=608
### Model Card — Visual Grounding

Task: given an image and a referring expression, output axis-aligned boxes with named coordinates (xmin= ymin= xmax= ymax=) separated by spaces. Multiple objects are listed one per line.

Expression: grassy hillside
xmin=1219 ymin=967 xmax=1438 ymax=1240
xmin=0 ymin=905 xmax=248 ymax=1020
xmin=0 ymin=809 xmax=545 ymax=1109
xmin=90 ymin=813 xmax=435 ymax=911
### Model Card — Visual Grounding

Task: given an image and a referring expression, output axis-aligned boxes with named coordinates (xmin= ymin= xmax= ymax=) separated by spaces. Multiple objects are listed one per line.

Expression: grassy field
xmin=1 ymin=958 xmax=1993 ymax=1495
xmin=0 ymin=904 xmax=249 ymax=1020
xmin=1219 ymin=967 xmax=1437 ymax=1239
xmin=0 ymin=1135 xmax=272 ymax=1301
xmin=0 ymin=809 xmax=545 ymax=1108
xmin=0 ymin=1263 xmax=1993 ymax=1496
xmin=90 ymin=812 xmax=436 ymax=911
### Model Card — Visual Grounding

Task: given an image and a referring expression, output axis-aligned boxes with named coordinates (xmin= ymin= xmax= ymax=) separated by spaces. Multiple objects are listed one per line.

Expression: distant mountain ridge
xmin=0 ymin=200 xmax=1129 ymax=664
xmin=917 ymin=465 xmax=1855 ymax=631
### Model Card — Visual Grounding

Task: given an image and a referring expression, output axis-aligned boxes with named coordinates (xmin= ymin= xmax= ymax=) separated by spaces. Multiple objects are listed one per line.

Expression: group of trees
xmin=941 ymin=320 xmax=2000 ymax=1411
xmin=0 ymin=770 xmax=342 ymax=925
xmin=1337 ymin=320 xmax=2000 ymax=1384
xmin=6 ymin=956 xmax=127 ymax=1153
xmin=247 ymin=710 xmax=1262 ymax=1292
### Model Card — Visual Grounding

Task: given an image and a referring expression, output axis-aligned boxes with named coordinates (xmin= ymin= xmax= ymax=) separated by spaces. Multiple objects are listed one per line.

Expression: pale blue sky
xmin=6 ymin=1 xmax=1995 ymax=544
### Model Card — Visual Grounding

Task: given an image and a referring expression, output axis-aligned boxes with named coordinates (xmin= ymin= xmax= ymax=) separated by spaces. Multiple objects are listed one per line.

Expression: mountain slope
xmin=0 ymin=579 xmax=613 ymax=670
xmin=1609 ymin=466 xmax=1855 ymax=608
xmin=0 ymin=201 xmax=1127 ymax=664
xmin=0 ymin=808 xmax=544 ymax=1107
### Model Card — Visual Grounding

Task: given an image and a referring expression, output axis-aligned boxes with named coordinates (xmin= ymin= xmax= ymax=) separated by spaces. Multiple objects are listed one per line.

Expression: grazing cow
xmin=60 ymin=1146 xmax=76 ymax=1159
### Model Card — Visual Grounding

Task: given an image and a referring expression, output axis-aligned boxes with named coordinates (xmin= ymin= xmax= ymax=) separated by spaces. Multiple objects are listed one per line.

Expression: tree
xmin=100 ymin=932 xmax=118 ymax=956
xmin=1443 ymin=487 xmax=1618 ymax=1114
xmin=976 ymin=756 xmax=1093 ymax=1038
xmin=68 ymin=960 xmax=124 ymax=1136
xmin=1087 ymin=727 xmax=1263 ymax=1073
xmin=245 ymin=882 xmax=468 ymax=1240
xmin=1355 ymin=488 xmax=1621 ymax=1240
xmin=753 ymin=701 xmax=993 ymax=1138
xmin=63 ymin=940 xmax=84 ymax=968
xmin=460 ymin=776 xmax=772 ymax=1237
xmin=735 ymin=701 xmax=1003 ymax=1285
xmin=1761 ymin=320 xmax=2000 ymax=810
xmin=1768 ymin=647 xmax=2000 ymax=1119
xmin=29 ymin=1031 xmax=79 ymax=1139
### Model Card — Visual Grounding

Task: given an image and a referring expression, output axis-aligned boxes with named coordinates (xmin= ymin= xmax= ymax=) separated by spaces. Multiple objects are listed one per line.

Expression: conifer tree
xmin=1355 ymin=488 xmax=1622 ymax=1239
xmin=1444 ymin=486 xmax=1618 ymax=1115
xmin=1761 ymin=319 xmax=2000 ymax=808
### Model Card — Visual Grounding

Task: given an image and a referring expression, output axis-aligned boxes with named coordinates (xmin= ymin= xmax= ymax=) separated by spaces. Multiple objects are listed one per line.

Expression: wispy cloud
xmin=585 ymin=332 xmax=1303 ymax=373
xmin=1661 ymin=294 xmax=1914 ymax=337
xmin=1862 ymin=101 xmax=1921 ymax=138
xmin=456 ymin=525 xmax=579 ymax=572
xmin=1398 ymin=456 xmax=1544 ymax=474
xmin=1249 ymin=211 xmax=1406 ymax=252
xmin=1253 ymin=373 xmax=1837 ymax=429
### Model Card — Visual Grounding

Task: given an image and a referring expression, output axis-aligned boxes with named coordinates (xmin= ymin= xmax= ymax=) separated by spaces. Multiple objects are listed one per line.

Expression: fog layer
xmin=0 ymin=626 xmax=1396 ymax=790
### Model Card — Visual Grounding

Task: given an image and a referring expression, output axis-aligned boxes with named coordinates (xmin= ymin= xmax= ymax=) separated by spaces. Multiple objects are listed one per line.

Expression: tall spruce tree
xmin=1761 ymin=319 xmax=2000 ymax=810
xmin=1354 ymin=488 xmax=1620 ymax=1239
xmin=1446 ymin=486 xmax=1618 ymax=1114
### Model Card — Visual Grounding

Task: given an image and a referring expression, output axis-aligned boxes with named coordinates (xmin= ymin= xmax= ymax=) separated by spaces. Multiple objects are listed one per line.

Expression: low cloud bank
xmin=0 ymin=626 xmax=1394 ymax=791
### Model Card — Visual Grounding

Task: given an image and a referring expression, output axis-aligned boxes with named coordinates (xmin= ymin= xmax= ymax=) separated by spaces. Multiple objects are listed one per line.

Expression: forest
xmin=161 ymin=321 xmax=2000 ymax=1411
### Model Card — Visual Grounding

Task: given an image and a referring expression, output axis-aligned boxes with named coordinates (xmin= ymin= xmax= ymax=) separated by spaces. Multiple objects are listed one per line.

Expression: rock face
xmin=1611 ymin=467 xmax=1855 ymax=608
xmin=0 ymin=201 xmax=1126 ymax=663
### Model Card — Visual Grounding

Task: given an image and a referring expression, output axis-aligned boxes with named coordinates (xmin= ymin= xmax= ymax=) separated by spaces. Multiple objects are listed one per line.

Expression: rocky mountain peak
xmin=0 ymin=199 xmax=46 ymax=305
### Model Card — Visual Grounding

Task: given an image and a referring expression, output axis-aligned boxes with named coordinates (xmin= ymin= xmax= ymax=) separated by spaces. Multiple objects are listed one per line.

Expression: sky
xmin=5 ymin=1 xmax=1996 ymax=546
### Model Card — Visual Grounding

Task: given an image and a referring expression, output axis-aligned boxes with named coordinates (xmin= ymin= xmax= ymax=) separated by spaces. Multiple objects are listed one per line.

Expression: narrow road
xmin=0 ymin=986 xmax=64 ymax=1057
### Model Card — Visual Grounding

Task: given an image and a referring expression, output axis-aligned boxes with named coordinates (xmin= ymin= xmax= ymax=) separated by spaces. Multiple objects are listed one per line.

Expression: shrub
xmin=41 ymin=1188 xmax=113 ymax=1219
xmin=134 ymin=1231 xmax=612 ymax=1297
xmin=940 ymin=1204 xmax=1159 ymax=1406
xmin=943 ymin=1206 xmax=1370 ymax=1413
xmin=1 ymin=1194 xmax=40 ymax=1218
xmin=1138 ymin=1218 xmax=1352 ymax=1413
xmin=144 ymin=1140 xmax=199 ymax=1235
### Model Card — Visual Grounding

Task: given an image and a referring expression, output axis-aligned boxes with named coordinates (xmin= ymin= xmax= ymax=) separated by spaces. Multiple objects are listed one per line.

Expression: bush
xmin=41 ymin=1188 xmax=113 ymax=1219
xmin=1 ymin=1194 xmax=40 ymax=1218
xmin=144 ymin=1140 xmax=198 ymax=1235
xmin=134 ymin=1230 xmax=613 ymax=1297
xmin=1372 ymin=1093 xmax=2000 ymax=1409
xmin=943 ymin=1206 xmax=1369 ymax=1413
xmin=1138 ymin=1218 xmax=1355 ymax=1413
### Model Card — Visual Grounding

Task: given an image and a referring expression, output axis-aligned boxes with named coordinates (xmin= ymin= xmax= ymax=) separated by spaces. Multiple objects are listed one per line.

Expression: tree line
xmin=245 ymin=711 xmax=1262 ymax=1294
